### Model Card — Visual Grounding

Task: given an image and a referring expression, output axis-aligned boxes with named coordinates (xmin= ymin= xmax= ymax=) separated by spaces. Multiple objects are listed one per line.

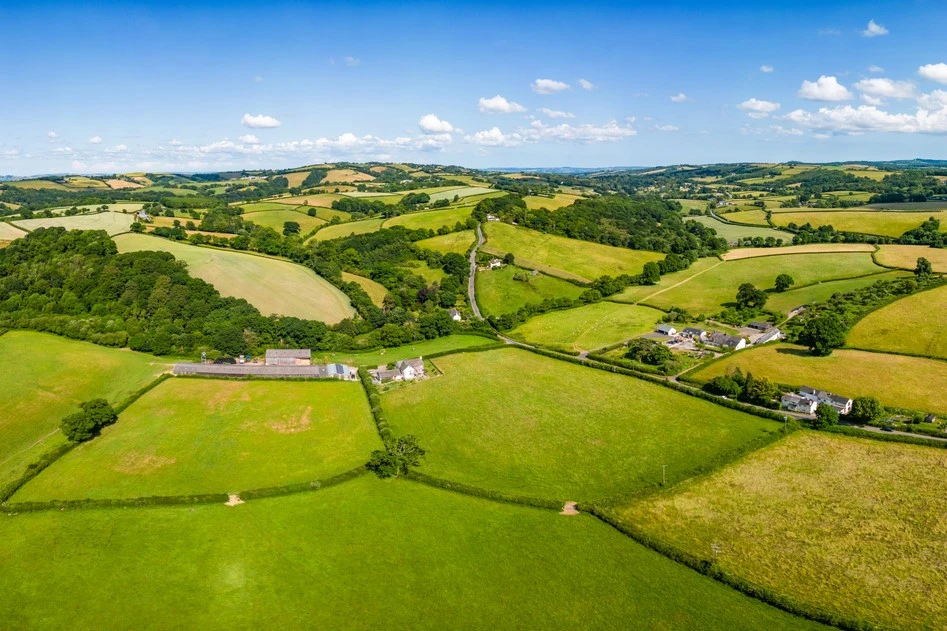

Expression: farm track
xmin=468 ymin=223 xmax=485 ymax=320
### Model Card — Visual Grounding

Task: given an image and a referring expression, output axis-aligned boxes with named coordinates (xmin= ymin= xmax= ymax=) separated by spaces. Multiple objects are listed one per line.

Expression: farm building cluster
xmin=173 ymin=348 xmax=357 ymax=380
xmin=649 ymin=322 xmax=783 ymax=352
xmin=781 ymin=386 xmax=853 ymax=415
xmin=369 ymin=357 xmax=426 ymax=384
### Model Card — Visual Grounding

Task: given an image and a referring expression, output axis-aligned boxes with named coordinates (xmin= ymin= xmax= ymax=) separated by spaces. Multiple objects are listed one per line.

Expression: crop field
xmin=875 ymin=244 xmax=947 ymax=272
xmin=320 ymin=334 xmax=498 ymax=367
xmin=847 ymin=284 xmax=947 ymax=359
xmin=325 ymin=168 xmax=375 ymax=183
xmin=282 ymin=170 xmax=312 ymax=188
xmin=384 ymin=348 xmax=783 ymax=501
xmin=720 ymin=243 xmax=875 ymax=260
xmin=245 ymin=209 xmax=326 ymax=233
xmin=0 ymin=476 xmax=817 ymax=629
xmin=0 ymin=222 xmax=26 ymax=242
xmin=341 ymin=271 xmax=388 ymax=306
xmin=482 ymin=222 xmax=664 ymax=282
xmin=13 ymin=379 xmax=378 ymax=501
xmin=522 ymin=193 xmax=583 ymax=210
xmin=764 ymin=270 xmax=907 ymax=314
xmin=385 ymin=206 xmax=472 ymax=231
xmin=671 ymin=199 xmax=707 ymax=212
xmin=65 ymin=176 xmax=109 ymax=188
xmin=687 ymin=343 xmax=947 ymax=415
xmin=640 ymin=252 xmax=883 ymax=314
xmin=686 ymin=215 xmax=789 ymax=243
xmin=771 ymin=210 xmax=947 ymax=237
xmin=341 ymin=192 xmax=404 ymax=205
xmin=507 ymin=302 xmax=665 ymax=351
xmin=621 ymin=431 xmax=947 ymax=630
xmin=113 ymin=234 xmax=354 ymax=322
xmin=821 ymin=190 xmax=874 ymax=203
xmin=718 ymin=209 xmax=771 ymax=226
xmin=13 ymin=211 xmax=134 ymax=235
xmin=427 ymin=186 xmax=496 ymax=202
xmin=475 ymin=265 xmax=585 ymax=316
xmin=276 ymin=193 xmax=343 ymax=207
xmin=0 ymin=332 xmax=170 ymax=491
xmin=415 ymin=230 xmax=475 ymax=254
xmin=105 ymin=179 xmax=142 ymax=189
xmin=864 ymin=201 xmax=947 ymax=211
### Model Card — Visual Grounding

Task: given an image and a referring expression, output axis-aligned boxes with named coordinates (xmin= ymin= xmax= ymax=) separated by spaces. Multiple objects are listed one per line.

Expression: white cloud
xmin=169 ymin=139 xmax=183 ymax=146
xmin=88 ymin=136 xmax=102 ymax=144
xmin=418 ymin=114 xmax=455 ymax=133
xmin=1 ymin=148 xmax=20 ymax=159
xmin=798 ymin=76 xmax=852 ymax=101
xmin=531 ymin=78 xmax=569 ymax=94
xmin=771 ymin=125 xmax=804 ymax=136
xmin=670 ymin=93 xmax=688 ymax=102
xmin=785 ymin=103 xmax=947 ymax=134
xmin=919 ymin=63 xmax=947 ymax=84
xmin=344 ymin=56 xmax=360 ymax=67
xmin=760 ymin=64 xmax=774 ymax=73
xmin=106 ymin=144 xmax=128 ymax=153
xmin=537 ymin=107 xmax=575 ymax=119
xmin=853 ymin=77 xmax=917 ymax=99
xmin=239 ymin=134 xmax=261 ymax=144
xmin=654 ymin=124 xmax=678 ymax=132
xmin=861 ymin=94 xmax=885 ymax=106
xmin=465 ymin=119 xmax=637 ymax=147
xmin=46 ymin=131 xmax=58 ymax=142
xmin=578 ymin=78 xmax=594 ymax=90
xmin=241 ymin=113 xmax=281 ymax=128
xmin=868 ymin=65 xmax=885 ymax=73
xmin=862 ymin=19 xmax=888 ymax=37
xmin=478 ymin=95 xmax=526 ymax=114
xmin=53 ymin=146 xmax=72 ymax=154
xmin=464 ymin=127 xmax=522 ymax=147
xmin=738 ymin=98 xmax=781 ymax=119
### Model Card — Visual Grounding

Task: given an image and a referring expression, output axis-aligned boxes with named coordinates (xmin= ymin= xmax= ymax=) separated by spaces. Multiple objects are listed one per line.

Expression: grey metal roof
xmin=396 ymin=357 xmax=424 ymax=371
xmin=264 ymin=349 xmax=312 ymax=359
xmin=173 ymin=363 xmax=351 ymax=378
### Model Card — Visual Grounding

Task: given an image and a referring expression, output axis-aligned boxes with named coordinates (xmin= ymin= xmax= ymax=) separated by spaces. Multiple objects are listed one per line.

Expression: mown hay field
xmin=687 ymin=215 xmax=789 ymax=243
xmin=475 ymin=265 xmax=585 ymax=317
xmin=847 ymin=284 xmax=947 ymax=359
xmin=244 ymin=209 xmax=326 ymax=233
xmin=13 ymin=211 xmax=134 ymax=236
xmin=721 ymin=243 xmax=875 ymax=261
xmin=508 ymin=301 xmax=664 ymax=351
xmin=415 ymin=230 xmax=475 ymax=255
xmin=621 ymin=431 xmax=947 ymax=630
xmin=0 ymin=222 xmax=27 ymax=241
xmin=771 ymin=210 xmax=947 ymax=237
xmin=114 ymin=234 xmax=354 ymax=323
xmin=523 ymin=193 xmax=584 ymax=211
xmin=325 ymin=168 xmax=375 ymax=183
xmin=875 ymin=244 xmax=947 ymax=272
xmin=12 ymin=379 xmax=379 ymax=501
xmin=341 ymin=271 xmax=388 ymax=306
xmin=383 ymin=348 xmax=783 ymax=501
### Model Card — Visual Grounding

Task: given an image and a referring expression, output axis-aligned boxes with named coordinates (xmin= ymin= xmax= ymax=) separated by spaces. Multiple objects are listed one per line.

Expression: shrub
xmin=60 ymin=399 xmax=117 ymax=442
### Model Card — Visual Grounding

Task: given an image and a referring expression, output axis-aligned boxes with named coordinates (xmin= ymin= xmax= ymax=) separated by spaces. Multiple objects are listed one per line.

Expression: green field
xmin=415 ymin=230 xmax=475 ymax=254
xmin=236 ymin=201 xmax=298 ymax=212
xmin=771 ymin=210 xmax=947 ymax=237
xmin=671 ymin=199 xmax=708 ymax=212
xmin=312 ymin=218 xmax=386 ymax=241
xmin=13 ymin=379 xmax=379 ymax=501
xmin=523 ymin=193 xmax=584 ymax=211
xmin=0 ymin=476 xmax=819 ymax=629
xmin=687 ymin=215 xmax=790 ymax=243
xmin=638 ymin=253 xmax=884 ymax=315
xmin=609 ymin=258 xmax=723 ymax=304
xmin=764 ymin=271 xmax=907 ymax=313
xmin=476 ymin=266 xmax=585 ymax=316
xmin=687 ymin=343 xmax=947 ymax=415
xmin=875 ymin=244 xmax=947 ymax=272
xmin=341 ymin=271 xmax=388 ymax=306
xmin=398 ymin=260 xmax=446 ymax=284
xmin=113 ymin=233 xmax=354 ymax=323
xmin=46 ymin=202 xmax=144 ymax=215
xmin=508 ymin=302 xmax=664 ymax=351
xmin=384 ymin=348 xmax=782 ymax=500
xmin=13 ymin=211 xmax=134 ymax=235
xmin=718 ymin=209 xmax=771 ymax=226
xmin=847 ymin=284 xmax=947 ymax=359
xmin=0 ymin=332 xmax=170 ymax=491
xmin=426 ymin=186 xmax=495 ymax=202
xmin=482 ymin=222 xmax=664 ymax=282
xmin=244 ymin=209 xmax=326 ymax=233
xmin=385 ymin=206 xmax=472 ymax=231
xmin=622 ymin=431 xmax=947 ymax=630
xmin=316 ymin=334 xmax=498 ymax=367
xmin=277 ymin=193 xmax=344 ymax=207
xmin=5 ymin=179 xmax=71 ymax=190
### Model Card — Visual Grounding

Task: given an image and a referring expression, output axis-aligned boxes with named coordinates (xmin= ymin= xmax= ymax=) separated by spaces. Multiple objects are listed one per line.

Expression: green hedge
xmin=114 ymin=373 xmax=172 ymax=415
xmin=5 ymin=491 xmax=230 ymax=514
xmin=239 ymin=466 xmax=367 ymax=500
xmin=826 ymin=425 xmax=947 ymax=449
xmin=0 ymin=442 xmax=76 ymax=504
xmin=405 ymin=472 xmax=563 ymax=510
xmin=425 ymin=343 xmax=504 ymax=360
xmin=358 ymin=368 xmax=393 ymax=443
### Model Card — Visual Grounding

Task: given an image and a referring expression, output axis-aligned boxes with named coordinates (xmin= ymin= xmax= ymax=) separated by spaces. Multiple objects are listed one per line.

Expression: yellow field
xmin=848 ymin=284 xmax=947 ymax=359
xmin=523 ymin=193 xmax=584 ymax=211
xmin=721 ymin=243 xmax=875 ymax=260
xmin=772 ymin=211 xmax=947 ymax=237
xmin=342 ymin=271 xmax=388 ymax=307
xmin=622 ymin=431 xmax=947 ymax=630
xmin=0 ymin=222 xmax=27 ymax=241
xmin=325 ymin=169 xmax=375 ymax=183
xmin=105 ymin=179 xmax=142 ymax=189
xmin=719 ymin=209 xmax=770 ymax=226
xmin=5 ymin=179 xmax=70 ymax=190
xmin=282 ymin=170 xmax=312 ymax=188
xmin=875 ymin=244 xmax=947 ymax=272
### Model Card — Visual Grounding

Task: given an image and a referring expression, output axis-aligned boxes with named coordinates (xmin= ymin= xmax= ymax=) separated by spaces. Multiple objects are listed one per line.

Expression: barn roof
xmin=173 ymin=363 xmax=350 ymax=378
xmin=265 ymin=349 xmax=311 ymax=359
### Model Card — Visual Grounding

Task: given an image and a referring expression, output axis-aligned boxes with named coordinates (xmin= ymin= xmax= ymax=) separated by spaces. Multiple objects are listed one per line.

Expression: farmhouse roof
xmin=747 ymin=321 xmax=771 ymax=331
xmin=265 ymin=348 xmax=311 ymax=360
xmin=656 ymin=324 xmax=676 ymax=334
xmin=682 ymin=327 xmax=707 ymax=336
xmin=448 ymin=308 xmax=462 ymax=317
xmin=755 ymin=328 xmax=783 ymax=344
xmin=173 ymin=363 xmax=351 ymax=378
xmin=800 ymin=385 xmax=851 ymax=406
xmin=707 ymin=332 xmax=745 ymax=348
xmin=396 ymin=357 xmax=424 ymax=371
xmin=376 ymin=369 xmax=400 ymax=381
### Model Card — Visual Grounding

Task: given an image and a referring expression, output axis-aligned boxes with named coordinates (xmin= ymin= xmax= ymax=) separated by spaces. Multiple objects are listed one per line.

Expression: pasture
xmin=609 ymin=257 xmax=723 ymax=304
xmin=427 ymin=186 xmax=495 ymax=202
xmin=847 ymin=284 xmax=947 ymax=359
xmin=771 ymin=210 xmax=947 ymax=237
xmin=385 ymin=206 xmax=472 ymax=231
xmin=398 ymin=260 xmax=446 ymax=284
xmin=482 ymin=222 xmax=664 ymax=282
xmin=687 ymin=215 xmax=789 ymax=243
xmin=415 ymin=230 xmax=475 ymax=254
xmin=687 ymin=343 xmax=947 ymax=415
xmin=875 ymin=244 xmax=947 ymax=272
xmin=5 ymin=179 xmax=71 ymax=190
xmin=0 ymin=476 xmax=818 ymax=630
xmin=113 ymin=234 xmax=354 ymax=323
xmin=319 ymin=334 xmax=498 ymax=367
xmin=276 ymin=193 xmax=343 ymax=207
xmin=325 ymin=168 xmax=375 ymax=183
xmin=720 ymin=243 xmax=875 ymax=260
xmin=671 ymin=199 xmax=707 ymax=212
xmin=13 ymin=379 xmax=378 ymax=501
xmin=622 ymin=431 xmax=947 ymax=630
xmin=13 ymin=211 xmax=134 ymax=236
xmin=311 ymin=218 xmax=386 ymax=241
xmin=45 ymin=202 xmax=144 ymax=215
xmin=507 ymin=302 xmax=664 ymax=352
xmin=244 ymin=209 xmax=326 ymax=233
xmin=522 ymin=193 xmax=583 ymax=211
xmin=0 ymin=332 xmax=169 ymax=491
xmin=236 ymin=201 xmax=296 ymax=212
xmin=383 ymin=348 xmax=783 ymax=501
xmin=718 ymin=209 xmax=771 ymax=226
xmin=341 ymin=271 xmax=388 ymax=306
xmin=764 ymin=270 xmax=907 ymax=314
xmin=475 ymin=266 xmax=585 ymax=316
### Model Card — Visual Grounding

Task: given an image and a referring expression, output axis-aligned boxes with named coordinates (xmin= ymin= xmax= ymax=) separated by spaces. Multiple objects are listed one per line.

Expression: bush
xmin=60 ymin=399 xmax=117 ymax=442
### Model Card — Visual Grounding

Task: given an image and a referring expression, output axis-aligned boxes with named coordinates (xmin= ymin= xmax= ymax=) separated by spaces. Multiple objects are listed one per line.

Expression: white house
xmin=448 ymin=308 xmax=462 ymax=321
xmin=681 ymin=327 xmax=708 ymax=341
xmin=799 ymin=386 xmax=853 ymax=415
xmin=655 ymin=324 xmax=677 ymax=336
xmin=707 ymin=332 xmax=747 ymax=351
xmin=395 ymin=357 xmax=425 ymax=381
xmin=754 ymin=328 xmax=783 ymax=345
xmin=781 ymin=393 xmax=817 ymax=414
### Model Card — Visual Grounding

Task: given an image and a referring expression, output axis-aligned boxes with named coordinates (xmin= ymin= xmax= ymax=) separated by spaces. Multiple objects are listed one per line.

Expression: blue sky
xmin=2 ymin=0 xmax=947 ymax=175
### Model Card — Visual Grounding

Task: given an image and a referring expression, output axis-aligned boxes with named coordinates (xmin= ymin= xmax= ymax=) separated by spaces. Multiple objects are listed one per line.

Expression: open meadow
xmin=12 ymin=379 xmax=379 ymax=501
xmin=317 ymin=334 xmax=498 ymax=367
xmin=687 ymin=215 xmax=789 ymax=243
xmin=426 ymin=186 xmax=496 ymax=202
xmin=0 ymin=476 xmax=819 ymax=630
xmin=244 ymin=208 xmax=326 ymax=233
xmin=13 ymin=211 xmax=134 ymax=236
xmin=341 ymin=271 xmax=388 ymax=306
xmin=275 ymin=193 xmax=343 ymax=207
xmin=523 ymin=193 xmax=584 ymax=211
xmin=771 ymin=210 xmax=947 ymax=237
xmin=764 ymin=270 xmax=907 ymax=313
xmin=847 ymin=284 xmax=947 ymax=359
xmin=383 ymin=348 xmax=783 ymax=501
xmin=718 ymin=209 xmax=771 ymax=226
xmin=312 ymin=218 xmax=386 ymax=241
xmin=113 ymin=233 xmax=354 ymax=322
xmin=875 ymin=244 xmax=947 ymax=272
xmin=475 ymin=265 xmax=585 ymax=316
xmin=0 ymin=332 xmax=170 ymax=492
xmin=507 ymin=302 xmax=664 ymax=351
xmin=687 ymin=343 xmax=947 ymax=415
xmin=415 ymin=230 xmax=475 ymax=254
xmin=385 ymin=206 xmax=472 ymax=231
xmin=482 ymin=222 xmax=664 ymax=282
xmin=620 ymin=431 xmax=947 ymax=630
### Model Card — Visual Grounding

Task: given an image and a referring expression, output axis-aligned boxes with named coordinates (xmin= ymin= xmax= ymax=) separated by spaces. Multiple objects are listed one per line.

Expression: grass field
xmin=244 ymin=209 xmax=326 ymax=233
xmin=0 ymin=476 xmax=819 ymax=629
xmin=415 ymin=230 xmax=475 ymax=254
xmin=384 ymin=348 xmax=783 ymax=501
xmin=45 ymin=202 xmax=144 ymax=216
xmin=482 ymin=222 xmax=664 ymax=282
xmin=325 ymin=168 xmax=374 ymax=183
xmin=13 ymin=211 xmax=134 ymax=235
xmin=13 ymin=379 xmax=378 ymax=502
xmin=236 ymin=201 xmax=297 ymax=212
xmin=318 ymin=334 xmax=498 ymax=367
xmin=5 ymin=179 xmax=70 ymax=190
xmin=0 ymin=222 xmax=26 ymax=241
xmin=875 ymin=244 xmax=947 ymax=272
xmin=718 ymin=209 xmax=771 ymax=226
xmin=64 ymin=176 xmax=108 ymax=188
xmin=276 ymin=193 xmax=343 ymax=207
xmin=427 ymin=186 xmax=495 ymax=202
xmin=687 ymin=343 xmax=947 ymax=415
xmin=113 ymin=234 xmax=354 ymax=322
xmin=341 ymin=271 xmax=388 ymax=306
xmin=0 ymin=332 xmax=170 ymax=491
xmin=771 ymin=210 xmax=947 ymax=237
xmin=385 ymin=206 xmax=472 ymax=231
xmin=847 ymin=284 xmax=947 ymax=359
xmin=523 ymin=193 xmax=583 ymax=211
xmin=764 ymin=270 xmax=907 ymax=313
xmin=687 ymin=215 xmax=789 ymax=243
xmin=639 ymin=253 xmax=883 ymax=314
xmin=621 ymin=431 xmax=947 ymax=630
xmin=609 ymin=258 xmax=723 ymax=305
xmin=398 ymin=260 xmax=446 ymax=284
xmin=508 ymin=302 xmax=664 ymax=351
xmin=864 ymin=201 xmax=947 ymax=211
xmin=311 ymin=218 xmax=386 ymax=241
xmin=721 ymin=243 xmax=875 ymax=260
xmin=671 ymin=199 xmax=708 ymax=212
xmin=475 ymin=266 xmax=586 ymax=316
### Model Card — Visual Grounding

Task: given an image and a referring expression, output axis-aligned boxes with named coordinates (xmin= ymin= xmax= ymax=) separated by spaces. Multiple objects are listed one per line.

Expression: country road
xmin=468 ymin=223 xmax=484 ymax=320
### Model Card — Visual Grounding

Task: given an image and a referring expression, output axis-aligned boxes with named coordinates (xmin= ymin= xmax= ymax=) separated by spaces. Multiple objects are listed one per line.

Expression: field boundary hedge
xmin=826 ymin=425 xmax=947 ymax=449
xmin=404 ymin=471 xmax=563 ymax=510
xmin=358 ymin=368 xmax=393 ymax=443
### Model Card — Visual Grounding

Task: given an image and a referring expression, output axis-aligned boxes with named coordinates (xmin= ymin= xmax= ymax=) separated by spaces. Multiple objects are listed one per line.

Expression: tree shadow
xmin=774 ymin=346 xmax=812 ymax=358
